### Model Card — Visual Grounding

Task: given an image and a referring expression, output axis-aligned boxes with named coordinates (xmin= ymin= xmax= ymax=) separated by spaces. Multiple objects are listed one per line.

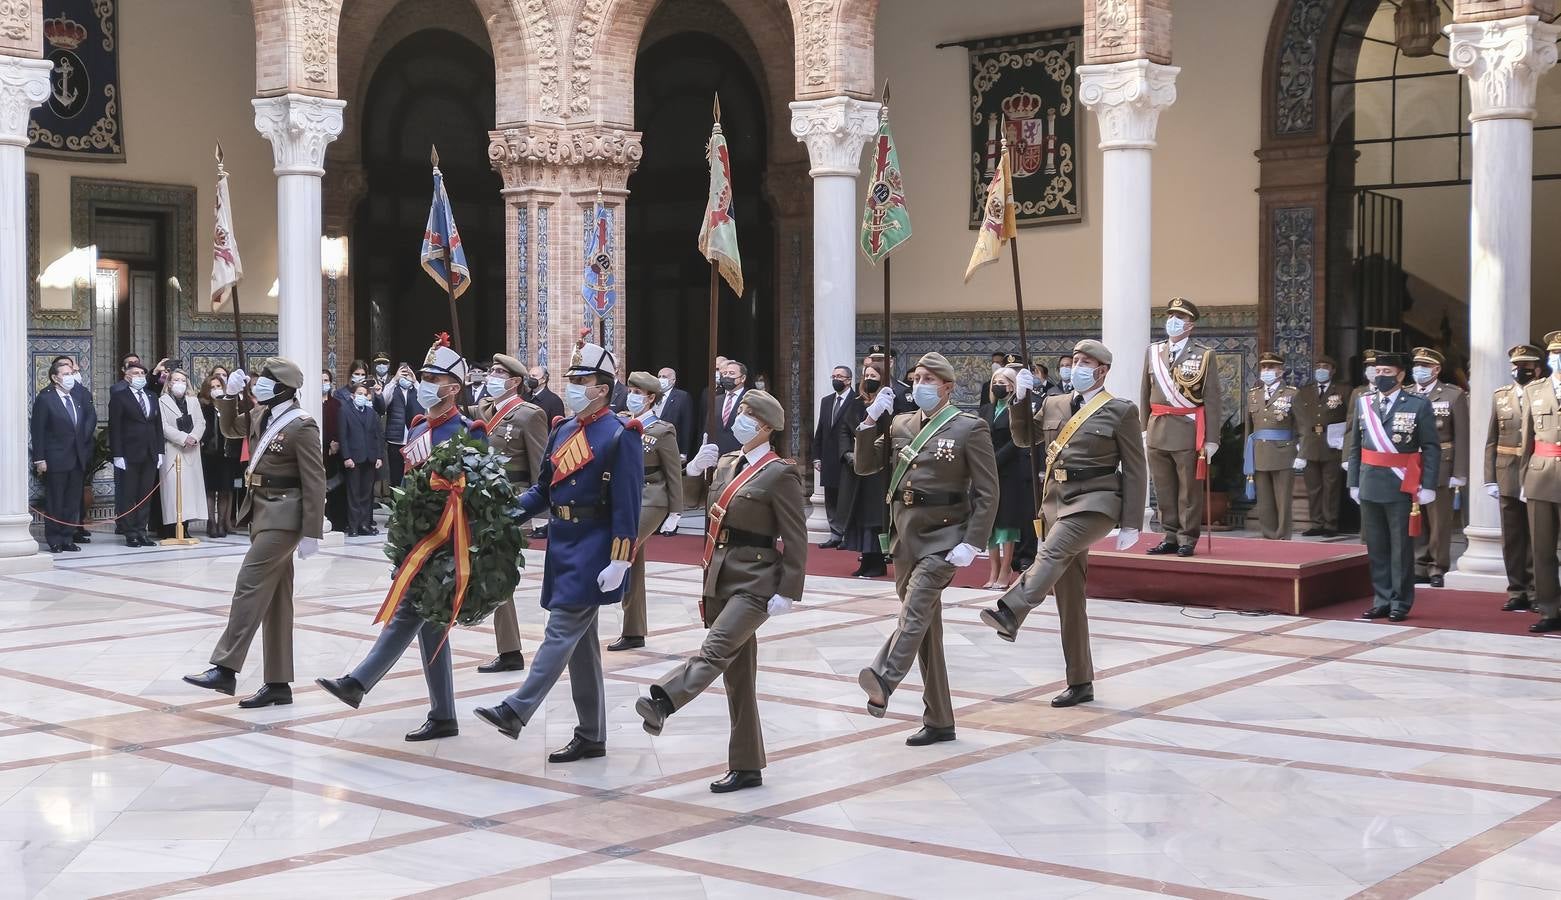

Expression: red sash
xmin=1149 ymin=403 xmax=1208 ymax=480
xmin=1361 ymin=449 xmax=1422 ymax=496
xmin=702 ymin=451 xmax=779 ymax=566
xmin=487 ymin=394 xmax=525 ymax=430
xmin=1536 ymin=440 xmax=1561 ymax=458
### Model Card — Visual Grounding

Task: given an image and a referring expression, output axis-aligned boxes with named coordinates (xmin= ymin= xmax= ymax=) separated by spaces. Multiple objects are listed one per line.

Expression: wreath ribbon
xmin=374 ymin=473 xmax=472 ymax=630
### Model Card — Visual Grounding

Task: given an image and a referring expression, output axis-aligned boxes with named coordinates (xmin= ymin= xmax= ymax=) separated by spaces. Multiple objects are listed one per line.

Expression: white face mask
xmin=912 ymin=383 xmax=943 ymax=413
xmin=416 ymin=380 xmax=444 ymax=409
xmin=130 ymin=375 xmax=147 ymax=391
xmin=1071 ymin=365 xmax=1098 ymax=392
xmin=171 ymin=382 xmax=188 ymax=398
xmin=1165 ymin=317 xmax=1187 ymax=339
xmin=1259 ymin=370 xmax=1279 ymax=386
xmin=486 ymin=376 xmax=509 ymax=396
xmin=1314 ymin=368 xmax=1330 ymax=384
xmin=1058 ymin=365 xmax=1073 ymax=381
xmin=351 ymin=374 xmax=365 ymax=384
xmin=1551 ymin=353 xmax=1561 ymax=373
xmin=1412 ymin=366 xmax=1435 ymax=385
xmin=626 ymin=393 xmax=647 ymax=414
xmin=354 ymin=395 xmax=372 ymax=409
xmin=321 ymin=382 xmax=332 ymax=395
xmin=375 ymin=365 xmax=389 ymax=376
xmin=732 ymin=412 xmax=761 ymax=445
xmin=252 ymin=376 xmax=276 ymax=403
xmin=564 ymin=383 xmax=593 ymax=414
xmin=658 ymin=377 xmax=672 ymax=394
xmin=59 ymin=373 xmax=78 ymax=390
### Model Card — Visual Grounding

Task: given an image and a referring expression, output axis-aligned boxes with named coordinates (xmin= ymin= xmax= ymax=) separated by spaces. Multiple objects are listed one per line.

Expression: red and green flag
xmin=698 ymin=99 xmax=744 ymax=297
xmin=860 ymin=105 xmax=911 ymax=264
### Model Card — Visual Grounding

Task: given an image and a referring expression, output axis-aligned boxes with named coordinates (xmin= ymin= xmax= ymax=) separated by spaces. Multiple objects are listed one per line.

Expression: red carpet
xmin=1304 ymin=588 xmax=1554 ymax=637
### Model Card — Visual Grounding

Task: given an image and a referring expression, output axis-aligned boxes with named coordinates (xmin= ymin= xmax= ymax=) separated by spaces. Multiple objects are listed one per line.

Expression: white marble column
xmin=0 ymin=56 xmax=53 ymax=572
xmin=1446 ymin=16 xmax=1559 ymax=590
xmin=253 ymin=94 xmax=345 ymax=422
xmin=1078 ymin=60 xmax=1178 ymax=398
xmin=790 ymin=96 xmax=879 ymax=540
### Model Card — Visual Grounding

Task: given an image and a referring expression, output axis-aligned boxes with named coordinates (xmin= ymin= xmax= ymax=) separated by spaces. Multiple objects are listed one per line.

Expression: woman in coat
xmin=338 ymin=381 xmax=385 ymax=535
xmin=836 ymin=362 xmax=888 ymax=577
xmin=159 ymin=370 xmax=208 ymax=533
xmin=199 ymin=371 xmax=232 ymax=537
xmin=981 ymin=366 xmax=1026 ymax=589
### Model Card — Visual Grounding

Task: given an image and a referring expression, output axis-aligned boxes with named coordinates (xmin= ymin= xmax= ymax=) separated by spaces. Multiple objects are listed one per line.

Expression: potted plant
xmin=83 ymin=425 xmax=112 ymax=523
xmin=1204 ymin=415 xmax=1245 ymax=528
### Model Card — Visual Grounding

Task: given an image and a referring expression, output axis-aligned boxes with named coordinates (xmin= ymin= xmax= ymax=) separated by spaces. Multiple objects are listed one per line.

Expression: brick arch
xmin=252 ymin=0 xmax=343 ymax=97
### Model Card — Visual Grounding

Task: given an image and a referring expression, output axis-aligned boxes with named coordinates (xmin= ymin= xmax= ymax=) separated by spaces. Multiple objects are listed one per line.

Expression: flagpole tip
xmin=712 ymin=94 xmax=721 ymax=122
xmin=430 ymin=145 xmax=440 ymax=168
xmin=214 ymin=143 xmax=224 ymax=164
xmin=881 ymin=80 xmax=891 ymax=105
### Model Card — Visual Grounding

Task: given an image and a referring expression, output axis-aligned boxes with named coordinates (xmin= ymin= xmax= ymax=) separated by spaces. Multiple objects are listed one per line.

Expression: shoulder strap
xmin=1044 ymin=392 xmax=1114 ymax=478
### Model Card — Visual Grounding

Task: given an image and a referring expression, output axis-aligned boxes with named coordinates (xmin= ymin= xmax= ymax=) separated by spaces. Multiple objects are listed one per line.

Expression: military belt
xmin=552 ymin=502 xmax=608 ymax=522
xmin=898 ymin=489 xmax=963 ymax=508
xmin=1496 ymin=446 xmax=1522 ymax=457
xmin=1440 ymin=442 xmax=1454 ymax=450
xmin=714 ymin=526 xmax=775 ymax=550
xmin=1052 ymin=465 xmax=1117 ymax=483
xmin=247 ymin=473 xmax=300 ymax=489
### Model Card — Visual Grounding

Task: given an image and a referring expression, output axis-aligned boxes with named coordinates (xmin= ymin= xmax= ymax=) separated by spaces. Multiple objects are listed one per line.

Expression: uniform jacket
xmin=853 ymin=405 xmax=999 ymax=558
xmin=1244 ymin=384 xmax=1301 ymax=471
xmin=1296 ymin=380 xmax=1350 ymax=461
xmin=1341 ymin=384 xmax=1372 ymax=466
xmin=479 ymin=394 xmax=547 ymax=487
xmin=1486 ymin=382 xmax=1526 ymax=496
xmin=381 ymin=382 xmax=423 ymax=445
xmin=703 ymin=450 xmax=807 ymax=601
xmin=109 ymin=383 xmax=163 ymax=463
xmin=628 ymin=414 xmax=681 ymax=530
xmin=1520 ymin=377 xmax=1561 ymax=504
xmin=339 ymin=401 xmax=386 ymax=464
xmin=1012 ymin=390 xmax=1148 ymax=530
xmin=518 ymin=408 xmax=644 ymax=609
xmin=30 ymin=386 xmax=95 ymax=472
xmin=1411 ymin=381 xmax=1469 ymax=487
xmin=1346 ymin=390 xmax=1441 ymax=503
xmin=1140 ymin=339 xmax=1223 ymax=452
xmin=216 ymin=396 xmax=327 ymax=538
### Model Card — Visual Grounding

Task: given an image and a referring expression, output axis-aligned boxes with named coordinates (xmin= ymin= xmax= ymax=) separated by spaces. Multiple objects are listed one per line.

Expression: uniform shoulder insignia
xmin=780 ymin=457 xmax=797 ymax=466
xmin=622 ymin=419 xmax=643 ymax=434
xmin=409 ymin=413 xmax=427 ymax=428
xmin=550 ymin=415 xmax=565 ymax=429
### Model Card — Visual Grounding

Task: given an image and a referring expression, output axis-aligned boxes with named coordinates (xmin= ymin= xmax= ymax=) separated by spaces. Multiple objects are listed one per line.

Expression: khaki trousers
xmin=1529 ymin=499 xmax=1561 ymax=618
xmin=1254 ymin=469 xmax=1294 ymax=540
xmin=655 ymin=592 xmax=770 ymax=771
xmin=1415 ymin=487 xmax=1456 ymax=576
xmin=868 ymin=554 xmax=957 ymax=729
xmin=1499 ymin=495 xmax=1534 ymax=605
xmin=490 ymin=601 xmax=523 ymax=655
xmin=620 ymin=505 xmax=667 ymax=639
xmin=997 ymin=511 xmax=1114 ymax=686
xmin=1148 ymin=447 xmax=1204 ymax=545
xmin=210 ymin=528 xmax=298 ymax=683
xmin=1303 ymin=460 xmax=1342 ymax=531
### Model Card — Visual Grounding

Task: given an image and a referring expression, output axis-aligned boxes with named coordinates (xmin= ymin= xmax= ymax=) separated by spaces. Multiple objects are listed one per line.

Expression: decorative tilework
xmin=29 ymin=334 xmax=92 ymax=395
xmin=178 ymin=337 xmax=280 ymax=384
xmin=26 ymin=171 xmax=37 ymax=312
xmin=517 ymin=207 xmax=529 ymax=363
xmin=1274 ymin=0 xmax=1328 ymax=137
xmin=325 ymin=275 xmax=339 ymax=374
xmin=537 ymin=206 xmax=549 ymax=370
xmin=1271 ymin=206 xmax=1317 ymax=379
xmin=787 ymin=232 xmax=803 ymax=457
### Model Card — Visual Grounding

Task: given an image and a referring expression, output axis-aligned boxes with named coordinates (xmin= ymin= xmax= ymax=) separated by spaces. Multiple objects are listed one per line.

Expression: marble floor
xmin=2 ymin=535 xmax=1559 ymax=899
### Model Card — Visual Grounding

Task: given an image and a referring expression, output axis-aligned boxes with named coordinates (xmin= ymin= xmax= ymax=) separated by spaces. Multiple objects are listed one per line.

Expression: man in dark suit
xmin=705 ymin=358 xmax=748 ymax=454
xmin=109 ymin=360 xmax=162 ymax=547
xmin=813 ymin=365 xmax=855 ymax=548
xmin=53 ymin=355 xmax=97 ymax=543
xmin=31 ymin=359 xmax=96 ymax=552
xmin=381 ymin=362 xmax=422 ymax=490
xmin=656 ymin=367 xmax=697 ymax=460
xmin=529 ymin=364 xmax=565 ymax=423
xmin=460 ymin=367 xmax=488 ymax=409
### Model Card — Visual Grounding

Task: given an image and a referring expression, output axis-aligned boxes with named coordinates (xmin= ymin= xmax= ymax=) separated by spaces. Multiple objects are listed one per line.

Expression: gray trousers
xmin=210 ymin=528 xmax=298 ymax=683
xmin=655 ymin=592 xmax=769 ymax=771
xmin=998 ymin=511 xmax=1115 ymax=687
xmin=349 ymin=601 xmax=455 ymax=720
xmin=500 ymin=604 xmax=606 ymax=743
xmin=869 ymin=553 xmax=957 ymax=728
xmin=1362 ymin=498 xmax=1416 ymax=614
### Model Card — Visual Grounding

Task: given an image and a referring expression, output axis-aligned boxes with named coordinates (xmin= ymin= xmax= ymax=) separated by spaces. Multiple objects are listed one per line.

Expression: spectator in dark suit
xmin=31 ymin=359 xmax=96 ymax=552
xmin=321 ymin=369 xmax=347 ymax=533
xmin=340 ymin=382 xmax=386 ymax=535
xmin=655 ymin=367 xmax=697 ymax=460
xmin=705 ymin=358 xmax=748 ymax=454
xmin=460 ymin=366 xmax=488 ymax=409
xmin=528 ymin=364 xmax=564 ymax=423
xmin=814 ymin=365 xmax=855 ymax=548
xmin=109 ymin=360 xmax=162 ymax=547
xmin=381 ymin=362 xmax=422 ymax=489
xmin=53 ymin=355 xmax=96 ymax=543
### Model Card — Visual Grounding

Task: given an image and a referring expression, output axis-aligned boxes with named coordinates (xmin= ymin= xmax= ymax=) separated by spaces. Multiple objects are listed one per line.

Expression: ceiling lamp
xmin=1394 ymin=0 xmax=1441 ymax=58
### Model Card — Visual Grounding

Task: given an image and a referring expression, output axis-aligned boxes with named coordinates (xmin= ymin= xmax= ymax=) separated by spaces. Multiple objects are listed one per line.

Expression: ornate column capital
xmin=252 ymin=94 xmax=346 ymax=177
xmin=1447 ymin=16 xmax=1560 ymax=122
xmin=488 ymin=124 xmax=643 ymax=194
xmin=1078 ymin=59 xmax=1179 ymax=151
xmin=789 ymin=96 xmax=880 ymax=177
xmin=0 ymin=55 xmax=51 ymax=148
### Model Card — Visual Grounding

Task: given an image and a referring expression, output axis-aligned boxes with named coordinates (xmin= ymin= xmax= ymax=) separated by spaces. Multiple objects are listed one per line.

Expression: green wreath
xmin=384 ymin=432 xmax=527 ymax=628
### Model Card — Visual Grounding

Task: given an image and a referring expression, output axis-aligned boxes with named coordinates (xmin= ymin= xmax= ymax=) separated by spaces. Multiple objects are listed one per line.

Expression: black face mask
xmin=718 ymin=376 xmax=736 ymax=391
xmin=862 ymin=378 xmax=881 ymax=395
xmin=991 ymin=385 xmax=1010 ymax=401
xmin=525 ymin=377 xmax=541 ymax=391
xmin=1373 ymin=374 xmax=1400 ymax=393
xmin=831 ymin=378 xmax=848 ymax=393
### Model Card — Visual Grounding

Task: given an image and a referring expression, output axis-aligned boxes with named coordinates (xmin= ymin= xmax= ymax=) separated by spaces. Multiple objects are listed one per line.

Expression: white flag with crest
xmin=211 ymin=158 xmax=244 ymax=308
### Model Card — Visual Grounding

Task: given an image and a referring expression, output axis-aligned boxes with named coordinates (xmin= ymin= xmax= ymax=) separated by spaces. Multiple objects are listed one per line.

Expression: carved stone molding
xmin=297 ymin=0 xmax=335 ymax=87
xmin=252 ymin=94 xmax=346 ymax=177
xmin=788 ymin=96 xmax=879 ymax=177
xmin=488 ymin=124 xmax=644 ymax=192
xmin=522 ymin=0 xmax=561 ymax=118
xmin=1084 ymin=0 xmax=1172 ymax=65
xmin=1453 ymin=1 xmax=1559 ymax=23
xmin=798 ymin=0 xmax=833 ymax=89
xmin=0 ymin=0 xmax=34 ymax=46
xmin=1078 ymin=59 xmax=1179 ymax=151
xmin=1447 ymin=16 xmax=1560 ymax=122
xmin=0 ymin=56 xmax=50 ymax=147
xmin=569 ymin=0 xmax=607 ymax=117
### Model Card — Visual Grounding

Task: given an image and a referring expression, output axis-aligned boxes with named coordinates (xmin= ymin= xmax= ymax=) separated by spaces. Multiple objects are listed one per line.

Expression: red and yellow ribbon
xmin=374 ymin=473 xmax=472 ymax=632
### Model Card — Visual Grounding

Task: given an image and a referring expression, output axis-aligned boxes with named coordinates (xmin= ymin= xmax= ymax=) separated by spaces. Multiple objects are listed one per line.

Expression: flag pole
xmin=1000 ymin=132 xmax=1043 ymax=539
xmin=706 ymin=95 xmax=723 ymax=434
xmin=216 ymin=144 xmax=247 ymax=373
xmin=879 ymin=83 xmax=896 ymax=544
xmin=597 ymin=176 xmax=608 ymax=349
xmin=432 ymin=145 xmax=465 ymax=355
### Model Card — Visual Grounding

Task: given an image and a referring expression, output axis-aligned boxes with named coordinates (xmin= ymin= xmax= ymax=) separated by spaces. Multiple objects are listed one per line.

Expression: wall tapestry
xmin=29 ymin=0 xmax=123 ymax=161
xmin=963 ymin=27 xmax=1081 ymax=228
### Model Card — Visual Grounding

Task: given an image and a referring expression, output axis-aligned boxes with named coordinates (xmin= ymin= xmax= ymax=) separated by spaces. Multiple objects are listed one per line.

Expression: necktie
xmin=833 ymin=394 xmax=843 ymax=423
xmin=722 ymin=393 xmax=735 ymax=424
xmin=735 ymin=455 xmax=748 ymax=475
xmin=136 ymin=390 xmax=148 ymax=417
xmin=1071 ymin=393 xmax=1084 ymax=414
xmin=1379 ymin=395 xmax=1390 ymax=417
xmin=1319 ymin=385 xmax=1325 ymax=399
xmin=63 ymin=393 xmax=77 ymax=426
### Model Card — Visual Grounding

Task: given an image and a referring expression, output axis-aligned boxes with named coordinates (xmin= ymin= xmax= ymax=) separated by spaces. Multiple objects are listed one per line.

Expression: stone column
xmin=0 ymin=55 xmax=52 ymax=572
xmin=253 ymin=94 xmax=345 ymax=421
xmin=1445 ymin=14 xmax=1559 ymax=590
xmin=1078 ymin=60 xmax=1178 ymax=397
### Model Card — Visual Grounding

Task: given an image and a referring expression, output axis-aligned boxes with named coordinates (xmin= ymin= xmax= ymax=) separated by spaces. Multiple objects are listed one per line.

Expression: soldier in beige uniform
xmin=979 ymin=340 xmax=1147 ymax=708
xmin=1296 ymin=356 xmax=1349 ymax=536
xmin=1485 ymin=344 xmax=1539 ymax=613
xmin=854 ymin=352 xmax=998 ymax=745
xmin=610 ymin=371 xmax=683 ymax=651
xmin=184 ymin=358 xmax=325 ymax=708
xmin=1244 ymin=351 xmax=1304 ymax=540
xmin=1409 ymin=347 xmax=1469 ymax=587
xmin=1141 ymin=297 xmax=1222 ymax=557
xmin=635 ymin=390 xmax=805 ymax=793
xmin=472 ymin=353 xmax=547 ymax=673
xmin=1522 ymin=331 xmax=1561 ymax=634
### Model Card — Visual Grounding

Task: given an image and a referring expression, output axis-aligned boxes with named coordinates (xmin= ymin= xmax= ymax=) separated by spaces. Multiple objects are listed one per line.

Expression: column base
xmin=321 ymin=529 xmax=346 ymax=547
xmin=804 ymin=483 xmax=833 ymax=544
xmin=0 ymin=514 xmax=51 ymax=573
xmin=1444 ymin=525 xmax=1509 ymax=593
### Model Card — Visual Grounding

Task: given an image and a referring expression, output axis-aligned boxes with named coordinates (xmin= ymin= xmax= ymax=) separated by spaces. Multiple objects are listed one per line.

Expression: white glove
xmin=660 ymin=513 xmax=681 ymax=535
xmin=113 ymin=457 xmax=125 ymax=470
xmin=944 ymin=543 xmax=980 ymax=568
xmin=1014 ymin=368 xmax=1034 ymax=400
xmin=596 ymin=559 xmax=631 ymax=592
xmin=1486 ymin=483 xmax=1500 ymax=499
xmin=766 ymin=595 xmax=794 ymax=616
xmin=1292 ymin=457 xmax=1306 ymax=472
xmin=1416 ymin=488 xmax=1436 ymax=505
xmin=297 ymin=537 xmax=318 ymax=559
xmin=157 ymin=454 xmax=164 ymax=469
xmin=865 ymin=387 xmax=896 ymax=421
xmin=1115 ymin=527 xmax=1140 ymax=551
xmin=685 ymin=443 xmax=720 ymax=476
xmin=225 ymin=369 xmax=249 ymax=395
xmin=1350 ymin=487 xmax=1361 ymax=504
xmin=1521 ymin=488 xmax=1527 ymax=503
xmin=1203 ymin=443 xmax=1219 ymax=460
xmin=1449 ymin=477 xmax=1466 ymax=488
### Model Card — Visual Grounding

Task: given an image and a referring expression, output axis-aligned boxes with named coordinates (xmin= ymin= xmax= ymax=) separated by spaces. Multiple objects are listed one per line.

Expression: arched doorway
xmin=627 ymin=29 xmax=776 ymax=397
xmin=353 ymin=30 xmax=503 ymax=369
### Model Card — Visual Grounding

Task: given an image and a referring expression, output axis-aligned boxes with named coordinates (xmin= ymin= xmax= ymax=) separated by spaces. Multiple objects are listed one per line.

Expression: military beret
xmin=1375 ymin=351 xmax=1408 ymax=370
xmin=492 ymin=353 xmax=526 ymax=377
xmin=1412 ymin=346 xmax=1444 ymax=367
xmin=867 ymin=344 xmax=899 ymax=360
xmin=1166 ymin=296 xmax=1200 ymax=321
xmin=1546 ymin=331 xmax=1561 ymax=353
xmin=1314 ymin=355 xmax=1337 ymax=369
xmin=627 ymin=370 xmax=661 ymax=394
xmin=1072 ymin=339 xmax=1112 ymax=366
xmin=740 ymin=389 xmax=784 ymax=431
xmin=1509 ymin=344 xmax=1542 ymax=364
xmin=261 ymin=356 xmax=304 ymax=390
xmin=372 ymin=351 xmax=390 ymax=365
xmin=1258 ymin=350 xmax=1285 ymax=368
xmin=913 ymin=351 xmax=956 ymax=382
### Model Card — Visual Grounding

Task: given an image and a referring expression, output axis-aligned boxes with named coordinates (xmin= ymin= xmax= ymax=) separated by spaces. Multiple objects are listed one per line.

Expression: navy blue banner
xmin=29 ymin=0 xmax=123 ymax=160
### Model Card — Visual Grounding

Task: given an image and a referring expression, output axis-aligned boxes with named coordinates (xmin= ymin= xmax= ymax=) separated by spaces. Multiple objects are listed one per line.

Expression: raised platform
xmin=1086 ymin=534 xmax=1372 ymax=616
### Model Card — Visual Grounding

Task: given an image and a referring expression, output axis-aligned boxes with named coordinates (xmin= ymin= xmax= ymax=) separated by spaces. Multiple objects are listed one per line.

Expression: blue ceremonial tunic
xmin=519 ymin=409 xmax=643 ymax=609
xmin=406 ymin=409 xmax=487 ymax=453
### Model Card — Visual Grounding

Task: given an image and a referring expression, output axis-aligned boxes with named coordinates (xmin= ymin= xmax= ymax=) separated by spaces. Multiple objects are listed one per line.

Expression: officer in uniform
xmin=854 ymin=352 xmax=998 ymax=745
xmin=1486 ymin=344 xmax=1538 ymax=613
xmin=635 ymin=390 xmax=806 ymax=792
xmin=185 ymin=358 xmax=325 ymax=708
xmin=1348 ymin=351 xmax=1440 ymax=621
xmin=1522 ymin=332 xmax=1561 ymax=634
xmin=473 ymin=342 xmax=643 ymax=760
xmin=1340 ymin=349 xmax=1380 ymax=477
xmin=469 ymin=353 xmax=546 ymax=673
xmin=1408 ymin=347 xmax=1468 ymax=587
xmin=610 ymin=370 xmax=683 ymax=652
xmin=315 ymin=336 xmax=488 ymax=741
xmin=1296 ymin=355 xmax=1349 ymax=536
xmin=1244 ymin=351 xmax=1304 ymax=540
xmin=979 ymin=340 xmax=1147 ymax=708
xmin=1141 ymin=297 xmax=1222 ymax=557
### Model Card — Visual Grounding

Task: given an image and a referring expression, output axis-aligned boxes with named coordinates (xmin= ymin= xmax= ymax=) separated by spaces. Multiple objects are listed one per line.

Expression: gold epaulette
xmin=610 ymin=536 xmax=634 ymax=562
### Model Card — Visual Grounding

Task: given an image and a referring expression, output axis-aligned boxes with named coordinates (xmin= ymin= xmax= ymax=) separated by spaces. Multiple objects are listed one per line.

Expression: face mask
xmin=486 ymin=376 xmax=509 ymax=396
xmin=1547 ymin=353 xmax=1559 ymax=373
xmin=991 ymin=384 xmax=1010 ymax=400
xmin=754 ymin=381 xmax=766 ymax=392
xmin=658 ymin=377 xmax=672 ymax=394
xmin=351 ymin=374 xmax=365 ymax=384
xmin=626 ymin=393 xmax=647 ymax=414
xmin=1515 ymin=367 xmax=1537 ymax=386
xmin=375 ymin=365 xmax=388 ymax=376
xmin=1314 ymin=368 xmax=1331 ymax=384
xmin=862 ymin=378 xmax=881 ymax=395
xmin=912 ymin=383 xmax=943 ymax=413
xmin=732 ymin=412 xmax=761 ymax=445
xmin=354 ymin=395 xmax=372 ymax=409
xmin=1071 ymin=365 xmax=1098 ymax=392
xmin=130 ymin=376 xmax=147 ymax=391
xmin=718 ymin=376 xmax=736 ymax=391
xmin=1363 ymin=368 xmax=1373 ymax=384
xmin=525 ymin=377 xmax=541 ymax=392
xmin=416 ymin=381 xmax=445 ymax=409
xmin=1165 ymin=317 xmax=1187 ymax=338
xmin=564 ymin=383 xmax=593 ymax=413
xmin=1259 ymin=370 xmax=1279 ymax=386
xmin=60 ymin=373 xmax=78 ymax=390
xmin=831 ymin=378 xmax=848 ymax=394
xmin=252 ymin=376 xmax=276 ymax=403
xmin=1412 ymin=366 xmax=1434 ymax=385
xmin=171 ymin=382 xmax=187 ymax=398
xmin=1373 ymin=374 xmax=1400 ymax=393
xmin=321 ymin=382 xmax=332 ymax=396
xmin=398 ymin=376 xmax=412 ymax=389
xmin=1059 ymin=366 xmax=1073 ymax=382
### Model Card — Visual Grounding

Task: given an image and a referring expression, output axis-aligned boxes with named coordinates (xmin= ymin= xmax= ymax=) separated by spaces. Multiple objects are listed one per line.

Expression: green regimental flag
xmin=860 ymin=108 xmax=912 ymax=264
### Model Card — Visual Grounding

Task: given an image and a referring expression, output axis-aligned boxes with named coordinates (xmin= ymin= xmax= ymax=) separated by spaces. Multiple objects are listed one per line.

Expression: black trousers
xmin=385 ymin=443 xmax=407 ymax=488
xmin=115 ymin=460 xmax=157 ymax=537
xmin=44 ymin=466 xmax=84 ymax=547
xmin=1361 ymin=498 xmax=1415 ymax=614
xmin=346 ymin=464 xmax=378 ymax=533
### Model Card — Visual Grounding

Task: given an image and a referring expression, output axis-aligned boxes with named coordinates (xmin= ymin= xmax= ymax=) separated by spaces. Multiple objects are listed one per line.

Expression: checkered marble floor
xmin=2 ymin=536 xmax=1559 ymax=899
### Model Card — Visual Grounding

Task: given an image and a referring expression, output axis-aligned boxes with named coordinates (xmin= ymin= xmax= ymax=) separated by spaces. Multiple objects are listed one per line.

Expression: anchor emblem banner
xmin=29 ymin=0 xmax=124 ymax=161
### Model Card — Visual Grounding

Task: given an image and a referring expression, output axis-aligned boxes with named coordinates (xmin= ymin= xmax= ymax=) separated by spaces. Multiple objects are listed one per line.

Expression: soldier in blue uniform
xmin=473 ymin=342 xmax=643 ymax=763
xmin=316 ymin=335 xmax=488 ymax=741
